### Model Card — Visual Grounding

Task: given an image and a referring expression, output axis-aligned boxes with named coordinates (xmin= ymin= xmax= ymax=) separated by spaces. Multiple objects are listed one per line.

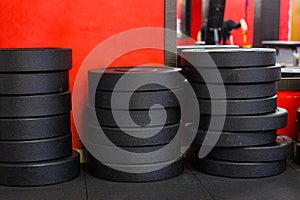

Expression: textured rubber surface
xmin=181 ymin=48 xmax=276 ymax=68
xmin=192 ymin=128 xmax=277 ymax=147
xmin=195 ymin=96 xmax=277 ymax=115
xmin=191 ymin=82 xmax=278 ymax=100
xmin=0 ymin=71 xmax=69 ymax=95
xmin=0 ymin=92 xmax=71 ymax=117
xmin=0 ymin=151 xmax=80 ymax=186
xmin=199 ymin=108 xmax=288 ymax=131
xmin=0 ymin=48 xmax=72 ymax=72
xmin=0 ymin=133 xmax=72 ymax=162
xmin=193 ymin=158 xmax=286 ymax=178
xmin=177 ymin=45 xmax=238 ymax=65
xmin=87 ymin=105 xmax=180 ymax=127
xmin=208 ymin=135 xmax=293 ymax=162
xmin=89 ymin=155 xmax=183 ymax=182
xmin=0 ymin=114 xmax=70 ymax=140
xmin=91 ymin=89 xmax=181 ymax=109
xmin=88 ymin=123 xmax=179 ymax=146
xmin=86 ymin=142 xmax=180 ymax=164
xmin=184 ymin=65 xmax=281 ymax=84
xmin=88 ymin=66 xmax=183 ymax=92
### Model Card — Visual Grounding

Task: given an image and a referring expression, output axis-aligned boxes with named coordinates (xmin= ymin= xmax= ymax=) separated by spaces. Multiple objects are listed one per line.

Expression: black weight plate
xmin=191 ymin=128 xmax=277 ymax=147
xmin=87 ymin=105 xmax=180 ymax=127
xmin=184 ymin=65 xmax=281 ymax=84
xmin=0 ymin=48 xmax=72 ymax=72
xmin=177 ymin=45 xmax=239 ymax=66
xmin=88 ymin=123 xmax=179 ymax=147
xmin=181 ymin=48 xmax=276 ymax=68
xmin=199 ymin=108 xmax=288 ymax=132
xmin=192 ymin=158 xmax=286 ymax=178
xmin=177 ymin=45 xmax=239 ymax=55
xmin=89 ymin=155 xmax=183 ymax=182
xmin=0 ymin=151 xmax=80 ymax=186
xmin=0 ymin=133 xmax=72 ymax=162
xmin=90 ymin=89 xmax=181 ymax=109
xmin=0 ymin=114 xmax=70 ymax=141
xmin=88 ymin=66 xmax=183 ymax=92
xmin=0 ymin=71 xmax=69 ymax=95
xmin=195 ymin=96 xmax=277 ymax=115
xmin=208 ymin=135 xmax=293 ymax=162
xmin=191 ymin=82 xmax=278 ymax=100
xmin=86 ymin=142 xmax=180 ymax=164
xmin=0 ymin=92 xmax=71 ymax=118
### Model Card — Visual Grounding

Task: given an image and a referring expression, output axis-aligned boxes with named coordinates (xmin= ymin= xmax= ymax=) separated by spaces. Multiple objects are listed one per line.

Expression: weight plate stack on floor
xmin=0 ymin=48 xmax=79 ymax=186
xmin=277 ymin=67 xmax=300 ymax=140
xmin=182 ymin=48 xmax=290 ymax=178
xmin=87 ymin=66 xmax=184 ymax=182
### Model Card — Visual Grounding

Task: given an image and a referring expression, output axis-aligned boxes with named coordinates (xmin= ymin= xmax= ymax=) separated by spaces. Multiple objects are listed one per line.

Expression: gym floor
xmin=1 ymin=160 xmax=300 ymax=200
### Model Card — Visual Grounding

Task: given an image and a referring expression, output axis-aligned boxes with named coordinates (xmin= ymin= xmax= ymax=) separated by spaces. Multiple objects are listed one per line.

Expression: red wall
xmin=279 ymin=0 xmax=291 ymax=40
xmin=0 ymin=1 xmax=165 ymax=149
xmin=191 ymin=0 xmax=202 ymax=40
xmin=224 ymin=0 xmax=255 ymax=46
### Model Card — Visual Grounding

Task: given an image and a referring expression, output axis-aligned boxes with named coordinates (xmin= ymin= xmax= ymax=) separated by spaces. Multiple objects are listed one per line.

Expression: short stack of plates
xmin=0 ymin=48 xmax=80 ymax=186
xmin=87 ymin=66 xmax=184 ymax=182
xmin=181 ymin=48 xmax=293 ymax=178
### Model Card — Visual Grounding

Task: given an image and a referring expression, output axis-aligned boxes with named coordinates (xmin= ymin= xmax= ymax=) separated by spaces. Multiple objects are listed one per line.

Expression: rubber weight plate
xmin=88 ymin=123 xmax=179 ymax=147
xmin=184 ymin=65 xmax=281 ymax=84
xmin=208 ymin=135 xmax=293 ymax=162
xmin=0 ymin=71 xmax=69 ymax=95
xmin=193 ymin=158 xmax=286 ymax=178
xmin=89 ymin=154 xmax=183 ymax=182
xmin=0 ymin=133 xmax=72 ymax=162
xmin=199 ymin=108 xmax=288 ymax=132
xmin=177 ymin=45 xmax=239 ymax=65
xmin=191 ymin=82 xmax=278 ymax=100
xmin=0 ymin=48 xmax=72 ymax=72
xmin=191 ymin=128 xmax=277 ymax=147
xmin=0 ymin=92 xmax=71 ymax=118
xmin=88 ymin=66 xmax=183 ymax=92
xmin=86 ymin=142 xmax=180 ymax=165
xmin=90 ymin=89 xmax=181 ymax=109
xmin=87 ymin=105 xmax=180 ymax=127
xmin=0 ymin=151 xmax=80 ymax=186
xmin=194 ymin=96 xmax=277 ymax=115
xmin=181 ymin=48 xmax=276 ymax=68
xmin=0 ymin=114 xmax=70 ymax=140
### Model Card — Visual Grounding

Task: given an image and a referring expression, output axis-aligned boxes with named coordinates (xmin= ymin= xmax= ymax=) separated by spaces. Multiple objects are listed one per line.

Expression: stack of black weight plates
xmin=87 ymin=66 xmax=184 ymax=182
xmin=181 ymin=48 xmax=293 ymax=178
xmin=0 ymin=48 xmax=80 ymax=186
